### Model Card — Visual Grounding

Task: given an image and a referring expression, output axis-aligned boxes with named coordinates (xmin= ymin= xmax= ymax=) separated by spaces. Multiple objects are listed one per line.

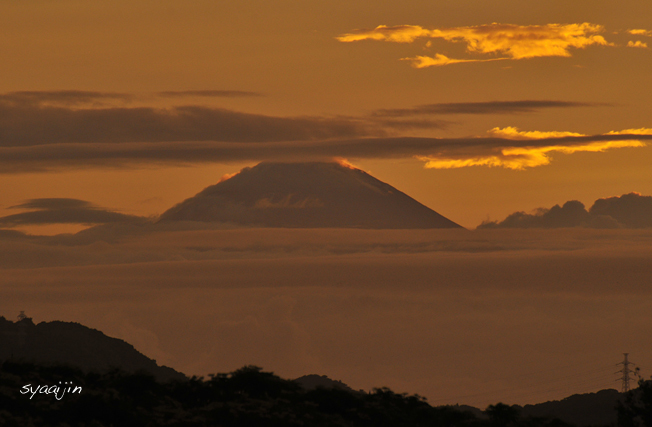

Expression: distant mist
xmin=2 ymin=227 xmax=652 ymax=407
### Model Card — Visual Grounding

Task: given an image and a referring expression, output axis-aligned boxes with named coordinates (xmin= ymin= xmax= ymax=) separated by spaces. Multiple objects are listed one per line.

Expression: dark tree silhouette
xmin=486 ymin=402 xmax=521 ymax=427
xmin=618 ymin=379 xmax=652 ymax=427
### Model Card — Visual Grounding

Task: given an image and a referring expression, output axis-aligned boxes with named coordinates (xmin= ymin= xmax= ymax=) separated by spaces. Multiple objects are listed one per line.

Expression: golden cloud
xmin=419 ymin=127 xmax=647 ymax=170
xmin=336 ymin=24 xmax=433 ymax=43
xmin=628 ymin=29 xmax=652 ymax=36
xmin=605 ymin=128 xmax=652 ymax=145
xmin=338 ymin=23 xmax=612 ymax=66
xmin=402 ymin=54 xmax=508 ymax=68
xmin=417 ymin=155 xmax=542 ymax=170
xmin=488 ymin=126 xmax=585 ymax=139
xmin=607 ymin=128 xmax=652 ymax=135
xmin=627 ymin=40 xmax=648 ymax=48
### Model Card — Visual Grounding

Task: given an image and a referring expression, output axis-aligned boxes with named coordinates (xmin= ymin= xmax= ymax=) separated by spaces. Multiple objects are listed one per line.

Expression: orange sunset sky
xmin=1 ymin=0 xmax=651 ymax=230
xmin=2 ymin=0 xmax=652 ymax=408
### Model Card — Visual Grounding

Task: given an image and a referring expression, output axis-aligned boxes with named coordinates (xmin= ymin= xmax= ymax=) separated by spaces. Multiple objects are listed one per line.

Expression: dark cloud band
xmin=0 ymin=91 xmax=134 ymax=106
xmin=156 ymin=90 xmax=263 ymax=98
xmin=372 ymin=100 xmax=605 ymax=117
xmin=0 ymin=133 xmax=650 ymax=173
xmin=0 ymin=198 xmax=145 ymax=226
xmin=0 ymin=104 xmax=378 ymax=146
xmin=0 ymin=91 xmax=644 ymax=172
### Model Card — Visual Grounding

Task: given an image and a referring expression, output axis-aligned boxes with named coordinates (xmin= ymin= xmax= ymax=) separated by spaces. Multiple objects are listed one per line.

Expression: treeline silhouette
xmin=0 ymin=360 xmax=588 ymax=427
xmin=4 ymin=317 xmax=649 ymax=426
xmin=617 ymin=378 xmax=652 ymax=427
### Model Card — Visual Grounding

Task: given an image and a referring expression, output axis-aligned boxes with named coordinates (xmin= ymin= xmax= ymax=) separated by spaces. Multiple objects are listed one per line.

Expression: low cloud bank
xmin=479 ymin=192 xmax=652 ymax=229
xmin=0 ymin=198 xmax=146 ymax=227
xmin=2 ymin=227 xmax=652 ymax=408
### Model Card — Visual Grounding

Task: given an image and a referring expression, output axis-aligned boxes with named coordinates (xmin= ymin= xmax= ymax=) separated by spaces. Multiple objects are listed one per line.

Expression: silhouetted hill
xmin=0 ymin=316 xmax=185 ymax=382
xmin=519 ymin=389 xmax=623 ymax=426
xmin=0 ymin=315 xmax=632 ymax=426
xmin=1 ymin=363 xmax=480 ymax=427
xmin=1 ymin=355 xmax=636 ymax=427
xmin=160 ymin=162 xmax=462 ymax=229
xmin=294 ymin=374 xmax=359 ymax=393
xmin=452 ymin=405 xmax=486 ymax=419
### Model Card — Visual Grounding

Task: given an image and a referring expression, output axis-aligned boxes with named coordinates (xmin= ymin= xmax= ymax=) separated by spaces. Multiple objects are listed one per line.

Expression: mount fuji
xmin=160 ymin=162 xmax=462 ymax=229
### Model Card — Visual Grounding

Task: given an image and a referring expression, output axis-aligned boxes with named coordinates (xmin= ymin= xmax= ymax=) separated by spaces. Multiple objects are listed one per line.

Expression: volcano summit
xmin=160 ymin=162 xmax=462 ymax=229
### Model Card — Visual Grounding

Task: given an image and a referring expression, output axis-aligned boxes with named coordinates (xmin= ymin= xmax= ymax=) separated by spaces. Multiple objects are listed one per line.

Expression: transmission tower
xmin=617 ymin=353 xmax=637 ymax=393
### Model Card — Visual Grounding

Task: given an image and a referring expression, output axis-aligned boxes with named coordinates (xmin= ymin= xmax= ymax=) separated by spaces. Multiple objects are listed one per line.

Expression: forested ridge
xmin=5 ymin=360 xmax=648 ymax=427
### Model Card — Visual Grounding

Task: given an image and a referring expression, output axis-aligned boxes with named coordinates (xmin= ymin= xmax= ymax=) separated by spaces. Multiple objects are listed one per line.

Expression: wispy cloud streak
xmin=0 ymin=198 xmax=145 ymax=226
xmin=0 ymin=90 xmax=262 ymax=107
xmin=157 ymin=90 xmax=263 ymax=98
xmin=0 ymin=91 xmax=645 ymax=172
xmin=420 ymin=128 xmax=650 ymax=169
xmin=402 ymin=54 xmax=507 ymax=68
xmin=338 ymin=23 xmax=613 ymax=67
xmin=0 ymin=91 xmax=134 ymax=107
xmin=0 ymin=132 xmax=651 ymax=173
xmin=0 ymin=103 xmax=378 ymax=146
xmin=372 ymin=100 xmax=599 ymax=117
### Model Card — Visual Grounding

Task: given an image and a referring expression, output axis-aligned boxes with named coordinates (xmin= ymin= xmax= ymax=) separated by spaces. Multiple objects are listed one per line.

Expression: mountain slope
xmin=294 ymin=374 xmax=359 ymax=393
xmin=0 ymin=316 xmax=185 ymax=382
xmin=160 ymin=162 xmax=462 ymax=229
xmin=520 ymin=389 xmax=623 ymax=426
